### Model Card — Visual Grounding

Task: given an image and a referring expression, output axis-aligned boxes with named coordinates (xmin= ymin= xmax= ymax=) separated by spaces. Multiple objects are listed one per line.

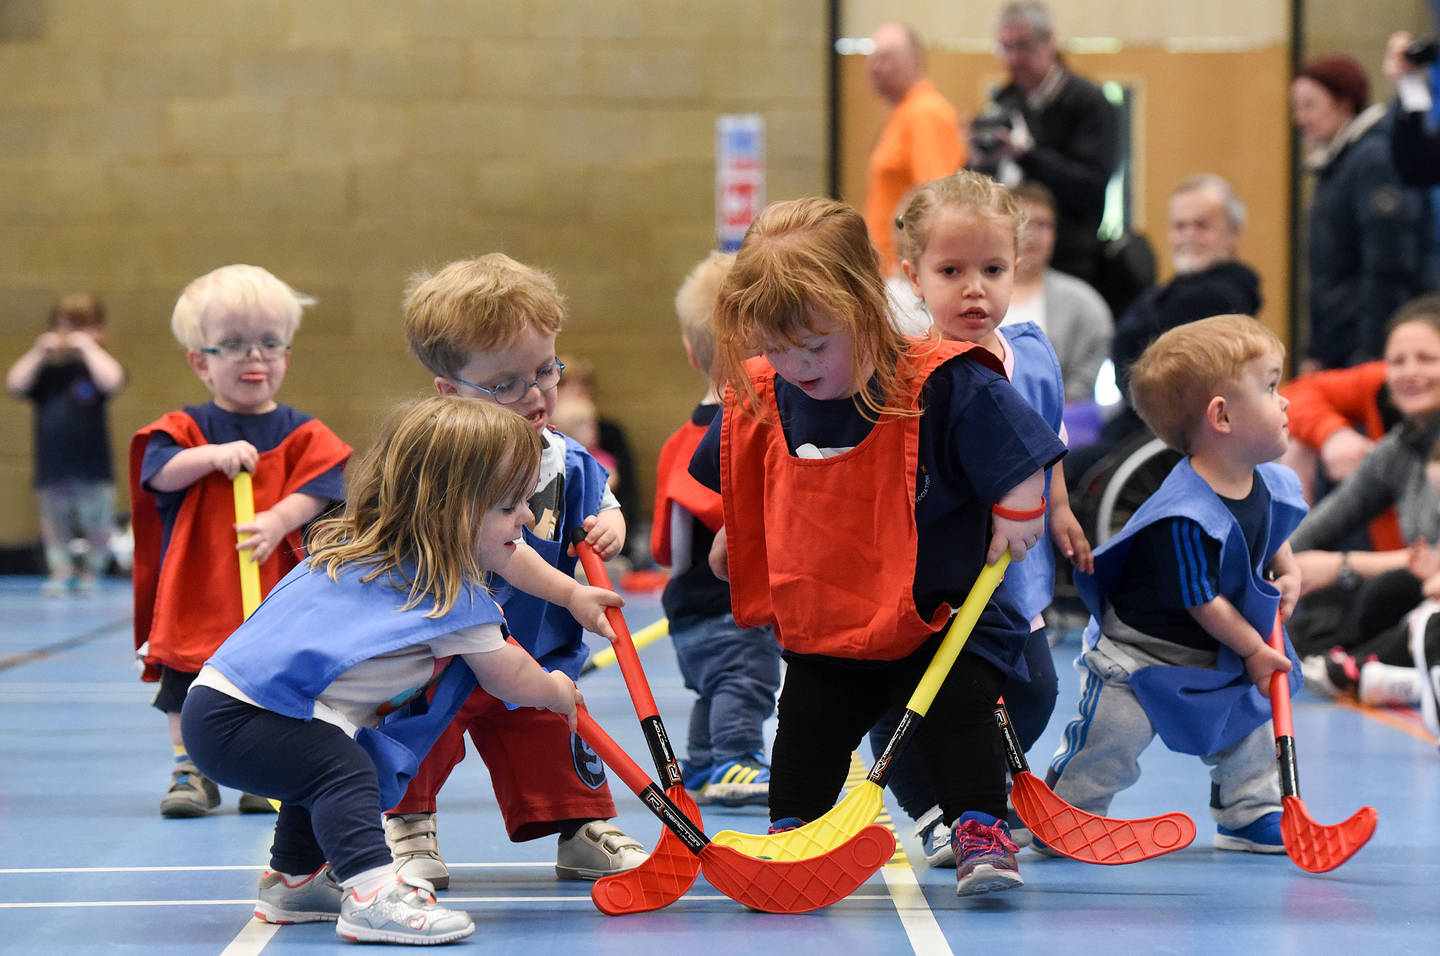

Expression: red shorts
xmin=389 ymin=687 xmax=617 ymax=842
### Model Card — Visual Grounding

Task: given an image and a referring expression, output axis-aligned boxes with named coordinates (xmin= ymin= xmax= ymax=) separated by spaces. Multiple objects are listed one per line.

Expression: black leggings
xmin=770 ymin=636 xmax=1008 ymax=825
xmin=181 ymin=686 xmax=394 ymax=881
xmin=1291 ymin=569 xmax=1420 ymax=666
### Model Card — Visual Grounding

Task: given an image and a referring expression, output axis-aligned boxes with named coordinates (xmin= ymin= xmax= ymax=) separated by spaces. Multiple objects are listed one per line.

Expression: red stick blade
xmin=699 ymin=823 xmax=895 ymax=913
xmin=590 ymin=787 xmax=704 ymax=915
xmin=1010 ymin=771 xmax=1195 ymax=864
xmin=1280 ymin=795 xmax=1377 ymax=873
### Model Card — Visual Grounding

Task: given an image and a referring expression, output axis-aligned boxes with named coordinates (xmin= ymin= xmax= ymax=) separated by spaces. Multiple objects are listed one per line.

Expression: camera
xmin=970 ymin=103 xmax=1014 ymax=155
xmin=1405 ymin=37 xmax=1438 ymax=66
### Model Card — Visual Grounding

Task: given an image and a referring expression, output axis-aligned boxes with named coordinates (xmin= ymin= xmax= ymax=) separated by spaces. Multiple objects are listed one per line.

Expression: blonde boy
xmin=652 ymin=252 xmax=782 ymax=807
xmin=130 ymin=264 xmax=351 ymax=817
xmin=1046 ymin=315 xmax=1307 ymax=854
xmin=385 ymin=253 xmax=645 ymax=886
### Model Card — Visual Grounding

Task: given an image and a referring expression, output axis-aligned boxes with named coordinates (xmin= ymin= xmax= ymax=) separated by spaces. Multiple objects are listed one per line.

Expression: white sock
xmin=341 ymin=863 xmax=396 ymax=900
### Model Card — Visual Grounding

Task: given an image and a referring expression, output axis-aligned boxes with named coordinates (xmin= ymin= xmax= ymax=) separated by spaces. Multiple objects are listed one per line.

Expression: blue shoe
xmin=953 ymin=811 xmax=1023 ymax=896
xmin=695 ymin=752 xmax=770 ymax=807
xmin=1215 ymin=811 xmax=1286 ymax=853
xmin=682 ymin=762 xmax=713 ymax=804
xmin=768 ymin=817 xmax=805 ymax=834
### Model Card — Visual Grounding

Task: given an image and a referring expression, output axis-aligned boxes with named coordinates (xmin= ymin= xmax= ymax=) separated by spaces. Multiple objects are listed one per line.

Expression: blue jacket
xmin=491 ymin=432 xmax=611 ymax=678
xmin=1077 ymin=459 xmax=1308 ymax=755
xmin=208 ymin=560 xmax=505 ymax=809
xmin=1000 ymin=322 xmax=1065 ymax=622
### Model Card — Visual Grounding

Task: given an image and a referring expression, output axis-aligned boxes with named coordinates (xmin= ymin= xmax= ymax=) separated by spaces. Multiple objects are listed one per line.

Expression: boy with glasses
xmin=130 ymin=264 xmax=351 ymax=818
xmin=385 ymin=254 xmax=646 ymax=887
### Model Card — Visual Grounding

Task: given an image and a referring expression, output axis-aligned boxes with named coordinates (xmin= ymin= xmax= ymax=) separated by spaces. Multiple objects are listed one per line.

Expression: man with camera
xmin=1385 ymin=30 xmax=1440 ymax=187
xmin=968 ymin=1 xmax=1117 ymax=289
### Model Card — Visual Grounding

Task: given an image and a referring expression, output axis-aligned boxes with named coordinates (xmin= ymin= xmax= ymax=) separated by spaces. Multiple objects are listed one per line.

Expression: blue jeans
xmin=669 ymin=613 xmax=781 ymax=768
xmin=181 ymin=686 xmax=394 ymax=881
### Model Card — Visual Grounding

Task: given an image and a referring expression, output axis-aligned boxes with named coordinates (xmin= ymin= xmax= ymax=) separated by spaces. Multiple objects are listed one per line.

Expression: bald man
xmin=862 ymin=22 xmax=964 ymax=276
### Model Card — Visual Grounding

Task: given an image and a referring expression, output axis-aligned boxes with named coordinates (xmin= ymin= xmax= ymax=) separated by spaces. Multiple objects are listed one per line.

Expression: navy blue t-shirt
xmin=26 ymin=356 xmax=116 ymax=486
xmin=140 ymin=401 xmax=346 ymax=560
xmin=691 ymin=355 xmax=1065 ymax=656
xmin=1109 ymin=471 xmax=1272 ymax=650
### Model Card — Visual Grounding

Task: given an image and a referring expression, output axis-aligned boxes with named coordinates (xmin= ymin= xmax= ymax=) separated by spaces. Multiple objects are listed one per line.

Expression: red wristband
xmin=992 ymin=496 xmax=1047 ymax=522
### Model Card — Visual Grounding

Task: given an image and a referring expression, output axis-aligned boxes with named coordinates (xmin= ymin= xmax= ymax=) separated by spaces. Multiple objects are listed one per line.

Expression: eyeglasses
xmin=200 ymin=336 xmax=290 ymax=362
xmin=452 ymin=360 xmax=565 ymax=405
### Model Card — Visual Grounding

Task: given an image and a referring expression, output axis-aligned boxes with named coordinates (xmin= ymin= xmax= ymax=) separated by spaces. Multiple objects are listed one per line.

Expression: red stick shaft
xmin=576 ymin=541 xmax=659 ymax=717
xmin=1266 ymin=615 xmax=1294 ymax=738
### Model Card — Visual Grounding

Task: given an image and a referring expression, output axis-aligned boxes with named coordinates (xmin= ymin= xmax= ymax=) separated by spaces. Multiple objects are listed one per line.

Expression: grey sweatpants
xmin=1046 ymin=630 xmax=1280 ymax=831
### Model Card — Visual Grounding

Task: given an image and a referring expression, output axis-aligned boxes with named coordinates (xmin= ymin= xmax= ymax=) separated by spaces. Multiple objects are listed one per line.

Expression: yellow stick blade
xmin=710 ymin=784 xmax=884 ymax=860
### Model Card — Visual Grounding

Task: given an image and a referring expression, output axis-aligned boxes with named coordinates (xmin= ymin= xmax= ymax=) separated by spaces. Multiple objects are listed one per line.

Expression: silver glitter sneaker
xmin=336 ymin=875 xmax=474 ymax=945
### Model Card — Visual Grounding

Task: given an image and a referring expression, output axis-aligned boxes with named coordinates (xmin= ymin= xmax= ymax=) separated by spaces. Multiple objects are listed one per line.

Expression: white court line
xmin=882 ymin=864 xmax=953 ymax=955
xmin=0 ymin=862 xmax=554 ymax=874
xmin=218 ymin=919 xmax=279 ymax=956
xmin=0 ymin=893 xmax=894 ymax=909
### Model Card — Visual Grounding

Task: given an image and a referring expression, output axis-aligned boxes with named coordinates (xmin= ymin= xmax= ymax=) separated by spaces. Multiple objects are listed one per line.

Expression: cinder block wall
xmin=0 ymin=0 xmax=828 ymax=548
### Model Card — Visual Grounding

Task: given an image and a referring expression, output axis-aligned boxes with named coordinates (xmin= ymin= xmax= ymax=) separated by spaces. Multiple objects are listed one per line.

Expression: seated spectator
xmin=1288 ymin=296 xmax=1440 ymax=707
xmin=555 ymin=355 xmax=644 ymax=565
xmin=1003 ymin=180 xmax=1114 ymax=405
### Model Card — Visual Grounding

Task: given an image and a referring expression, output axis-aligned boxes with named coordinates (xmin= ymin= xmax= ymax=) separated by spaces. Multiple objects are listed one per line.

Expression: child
xmin=5 ymin=292 xmax=126 ymax=596
xmin=691 ymin=196 xmax=1066 ymax=896
xmin=654 ymin=251 xmax=782 ymax=806
xmin=870 ymin=171 xmax=1095 ymax=864
xmin=1045 ymin=314 xmax=1306 ymax=854
xmin=385 ymin=254 xmax=646 ymax=887
xmin=130 ymin=265 xmax=352 ymax=818
xmin=180 ymin=396 xmax=622 ymax=945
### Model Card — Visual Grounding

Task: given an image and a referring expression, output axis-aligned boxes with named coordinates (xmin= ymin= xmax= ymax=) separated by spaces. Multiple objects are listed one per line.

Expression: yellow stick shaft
xmin=232 ymin=472 xmax=262 ymax=620
xmin=587 ymin=618 xmax=669 ymax=672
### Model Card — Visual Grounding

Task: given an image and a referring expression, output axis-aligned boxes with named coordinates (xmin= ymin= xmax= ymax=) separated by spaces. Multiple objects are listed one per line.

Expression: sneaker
xmin=914 ymin=805 xmax=955 ymax=868
xmin=238 ymin=792 xmax=278 ymax=814
xmin=682 ymin=761 xmax=713 ymax=805
xmin=1299 ymin=647 xmax=1359 ymax=699
xmin=1214 ymin=811 xmax=1285 ymax=853
xmin=160 ymin=760 xmax=221 ymax=818
xmin=1411 ymin=609 xmax=1440 ymax=739
xmin=383 ymin=812 xmax=450 ymax=890
xmin=1357 ymin=659 xmax=1422 ymax=707
xmin=555 ymin=821 xmax=648 ymax=881
xmin=953 ymin=811 xmax=1023 ymax=896
xmin=254 ymin=864 xmax=342 ymax=923
xmin=73 ymin=575 xmax=99 ymax=596
xmin=40 ymin=577 xmax=70 ymax=598
xmin=768 ymin=817 xmax=805 ymax=834
xmin=693 ymin=753 xmax=770 ymax=807
xmin=336 ymin=875 xmax=474 ymax=945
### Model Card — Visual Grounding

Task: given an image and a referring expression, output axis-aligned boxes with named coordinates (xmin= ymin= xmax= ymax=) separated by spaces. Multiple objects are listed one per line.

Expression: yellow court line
xmin=1332 ymin=698 xmax=1438 ymax=745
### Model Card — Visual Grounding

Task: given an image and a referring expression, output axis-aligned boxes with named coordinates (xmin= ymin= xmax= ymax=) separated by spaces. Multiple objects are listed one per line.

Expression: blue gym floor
xmin=2 ymin=575 xmax=1437 ymax=954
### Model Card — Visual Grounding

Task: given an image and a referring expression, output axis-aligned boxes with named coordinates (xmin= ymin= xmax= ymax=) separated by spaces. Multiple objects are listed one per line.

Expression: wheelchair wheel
xmin=1091 ymin=436 xmax=1181 ymax=545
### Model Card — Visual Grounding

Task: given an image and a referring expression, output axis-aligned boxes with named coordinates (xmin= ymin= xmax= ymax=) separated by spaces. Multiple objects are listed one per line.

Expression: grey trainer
xmin=159 ymin=760 xmax=221 ymax=818
xmin=383 ymin=812 xmax=450 ymax=890
xmin=336 ymin=876 xmax=474 ymax=945
xmin=254 ymin=864 xmax=342 ymax=923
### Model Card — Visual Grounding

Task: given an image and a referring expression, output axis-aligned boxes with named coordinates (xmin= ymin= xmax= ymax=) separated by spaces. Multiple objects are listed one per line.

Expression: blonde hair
xmin=171 ymin=264 xmax=311 ymax=351
xmin=306 ymin=396 xmax=542 ymax=618
xmin=714 ymin=196 xmax=928 ymax=422
xmin=404 ymin=254 xmax=565 ymax=379
xmin=674 ymin=251 xmax=735 ymax=375
xmin=1129 ymin=314 xmax=1283 ymax=453
xmin=895 ymin=170 xmax=1025 ymax=267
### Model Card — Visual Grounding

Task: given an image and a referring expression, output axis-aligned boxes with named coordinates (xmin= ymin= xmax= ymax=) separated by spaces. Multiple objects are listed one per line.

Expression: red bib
xmin=721 ymin=341 xmax=996 ymax=660
xmin=651 ymin=416 xmax=724 ymax=566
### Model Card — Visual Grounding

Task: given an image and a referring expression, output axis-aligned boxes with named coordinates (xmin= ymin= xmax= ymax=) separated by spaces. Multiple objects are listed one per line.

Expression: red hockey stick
xmin=575 ymin=707 xmax=894 ymax=913
xmin=995 ymin=699 xmax=1195 ymax=863
xmin=573 ymin=536 xmax=702 ymax=914
xmin=1266 ymin=614 xmax=1377 ymax=872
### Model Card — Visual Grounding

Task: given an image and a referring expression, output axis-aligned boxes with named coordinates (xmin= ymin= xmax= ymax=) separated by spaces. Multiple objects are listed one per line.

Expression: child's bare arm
xmin=463 ymin=643 xmax=582 ymax=729
xmin=67 ymin=330 xmax=126 ymax=394
xmin=1046 ymin=460 xmax=1094 ymax=574
xmin=569 ymin=508 xmax=626 ymax=560
xmin=989 ymin=468 xmax=1047 ymax=564
xmin=237 ymin=491 xmax=329 ymax=565
xmin=1268 ymin=542 xmax=1302 ymax=620
xmin=1188 ymin=595 xmax=1291 ymax=695
xmin=148 ymin=441 xmax=259 ymax=492
xmin=496 ymin=541 xmax=621 ymax=641
xmin=4 ymin=333 xmax=62 ymax=396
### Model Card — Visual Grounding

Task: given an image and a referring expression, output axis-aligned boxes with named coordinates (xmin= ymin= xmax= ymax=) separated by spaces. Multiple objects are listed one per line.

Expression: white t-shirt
xmin=193 ymin=621 xmax=506 ymax=737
